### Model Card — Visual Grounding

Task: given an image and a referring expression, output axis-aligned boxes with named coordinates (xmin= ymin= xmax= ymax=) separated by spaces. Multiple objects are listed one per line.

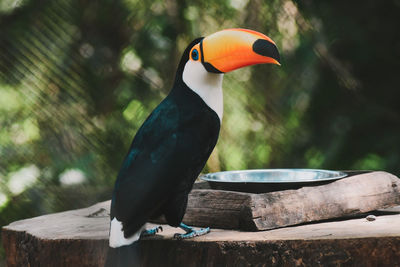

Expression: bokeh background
xmin=0 ymin=0 xmax=399 ymax=262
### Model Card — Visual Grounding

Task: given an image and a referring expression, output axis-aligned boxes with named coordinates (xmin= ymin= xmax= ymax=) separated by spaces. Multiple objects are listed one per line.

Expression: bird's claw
xmin=140 ymin=226 xmax=163 ymax=238
xmin=174 ymin=227 xmax=210 ymax=240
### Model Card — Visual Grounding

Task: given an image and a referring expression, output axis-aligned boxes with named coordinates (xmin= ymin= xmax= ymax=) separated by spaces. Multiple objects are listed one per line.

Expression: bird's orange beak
xmin=199 ymin=28 xmax=280 ymax=73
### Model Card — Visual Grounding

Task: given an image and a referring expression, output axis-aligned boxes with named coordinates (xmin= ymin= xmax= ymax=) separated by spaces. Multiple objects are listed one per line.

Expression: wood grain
xmin=2 ymin=171 xmax=400 ymax=266
xmin=2 ymin=200 xmax=400 ymax=266
xmin=155 ymin=171 xmax=400 ymax=231
xmin=242 ymin=171 xmax=400 ymax=230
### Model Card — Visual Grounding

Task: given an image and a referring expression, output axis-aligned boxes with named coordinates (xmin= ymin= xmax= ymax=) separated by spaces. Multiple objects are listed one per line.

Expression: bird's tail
xmin=104 ymin=242 xmax=141 ymax=267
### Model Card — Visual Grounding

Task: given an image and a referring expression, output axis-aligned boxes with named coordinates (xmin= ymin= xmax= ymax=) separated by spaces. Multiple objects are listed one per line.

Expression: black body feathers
xmin=110 ymin=37 xmax=220 ymax=238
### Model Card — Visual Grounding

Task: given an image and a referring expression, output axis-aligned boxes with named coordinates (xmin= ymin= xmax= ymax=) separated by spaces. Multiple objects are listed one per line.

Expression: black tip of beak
xmin=253 ymin=39 xmax=281 ymax=64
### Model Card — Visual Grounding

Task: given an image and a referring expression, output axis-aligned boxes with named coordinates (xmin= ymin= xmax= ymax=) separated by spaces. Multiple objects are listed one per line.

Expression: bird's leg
xmin=174 ymin=223 xmax=210 ymax=240
xmin=140 ymin=226 xmax=163 ymax=238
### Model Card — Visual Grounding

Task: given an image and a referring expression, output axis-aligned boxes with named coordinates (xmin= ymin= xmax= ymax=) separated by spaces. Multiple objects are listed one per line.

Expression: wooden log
xmin=153 ymin=171 xmax=400 ymax=231
xmin=2 ymin=200 xmax=400 ymax=266
xmin=241 ymin=171 xmax=400 ymax=230
xmin=153 ymin=190 xmax=251 ymax=229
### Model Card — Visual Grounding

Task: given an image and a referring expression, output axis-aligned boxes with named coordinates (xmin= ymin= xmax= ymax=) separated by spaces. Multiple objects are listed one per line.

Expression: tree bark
xmin=154 ymin=171 xmax=400 ymax=231
xmin=2 ymin=171 xmax=400 ymax=266
xmin=2 ymin=201 xmax=400 ymax=266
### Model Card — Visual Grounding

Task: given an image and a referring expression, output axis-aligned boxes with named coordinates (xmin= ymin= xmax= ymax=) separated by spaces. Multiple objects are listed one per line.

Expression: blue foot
xmin=140 ymin=226 xmax=163 ymax=238
xmin=174 ymin=223 xmax=210 ymax=240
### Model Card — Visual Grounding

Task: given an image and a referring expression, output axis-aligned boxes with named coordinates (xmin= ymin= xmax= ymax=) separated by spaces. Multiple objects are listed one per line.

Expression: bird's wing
xmin=111 ymin=96 xmax=186 ymax=237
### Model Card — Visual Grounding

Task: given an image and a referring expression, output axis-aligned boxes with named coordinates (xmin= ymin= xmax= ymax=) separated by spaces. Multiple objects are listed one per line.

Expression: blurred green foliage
xmin=0 ymin=0 xmax=399 ymax=261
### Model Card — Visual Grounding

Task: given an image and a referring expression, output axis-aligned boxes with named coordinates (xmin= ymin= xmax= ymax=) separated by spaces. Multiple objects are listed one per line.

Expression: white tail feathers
xmin=109 ymin=218 xmax=144 ymax=248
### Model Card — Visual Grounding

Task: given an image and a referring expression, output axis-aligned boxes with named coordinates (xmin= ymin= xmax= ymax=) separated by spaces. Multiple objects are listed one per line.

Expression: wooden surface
xmin=154 ymin=171 xmax=400 ymax=231
xmin=153 ymin=189 xmax=251 ymax=229
xmin=2 ymin=171 xmax=400 ymax=266
xmin=243 ymin=171 xmax=400 ymax=230
xmin=3 ymin=199 xmax=400 ymax=266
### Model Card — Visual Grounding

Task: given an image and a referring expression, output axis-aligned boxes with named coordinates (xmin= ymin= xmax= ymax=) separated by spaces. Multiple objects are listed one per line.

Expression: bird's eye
xmin=191 ymin=49 xmax=199 ymax=61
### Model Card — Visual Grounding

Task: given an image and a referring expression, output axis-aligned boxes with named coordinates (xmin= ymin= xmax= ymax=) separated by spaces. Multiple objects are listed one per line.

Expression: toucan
xmin=105 ymin=28 xmax=280 ymax=266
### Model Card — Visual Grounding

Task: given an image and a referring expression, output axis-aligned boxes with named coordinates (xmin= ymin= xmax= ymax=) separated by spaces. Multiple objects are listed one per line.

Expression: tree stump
xmin=2 ymin=171 xmax=400 ymax=266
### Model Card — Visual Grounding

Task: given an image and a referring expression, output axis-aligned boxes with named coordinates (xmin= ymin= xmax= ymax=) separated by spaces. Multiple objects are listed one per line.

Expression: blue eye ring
xmin=191 ymin=49 xmax=199 ymax=61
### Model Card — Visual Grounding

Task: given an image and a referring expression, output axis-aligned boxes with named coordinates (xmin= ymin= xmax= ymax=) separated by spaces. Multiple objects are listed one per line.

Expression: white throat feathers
xmin=182 ymin=60 xmax=224 ymax=122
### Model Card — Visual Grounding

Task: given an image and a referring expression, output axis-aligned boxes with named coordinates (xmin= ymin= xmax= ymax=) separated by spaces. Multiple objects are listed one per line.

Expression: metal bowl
xmin=201 ymin=169 xmax=347 ymax=193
